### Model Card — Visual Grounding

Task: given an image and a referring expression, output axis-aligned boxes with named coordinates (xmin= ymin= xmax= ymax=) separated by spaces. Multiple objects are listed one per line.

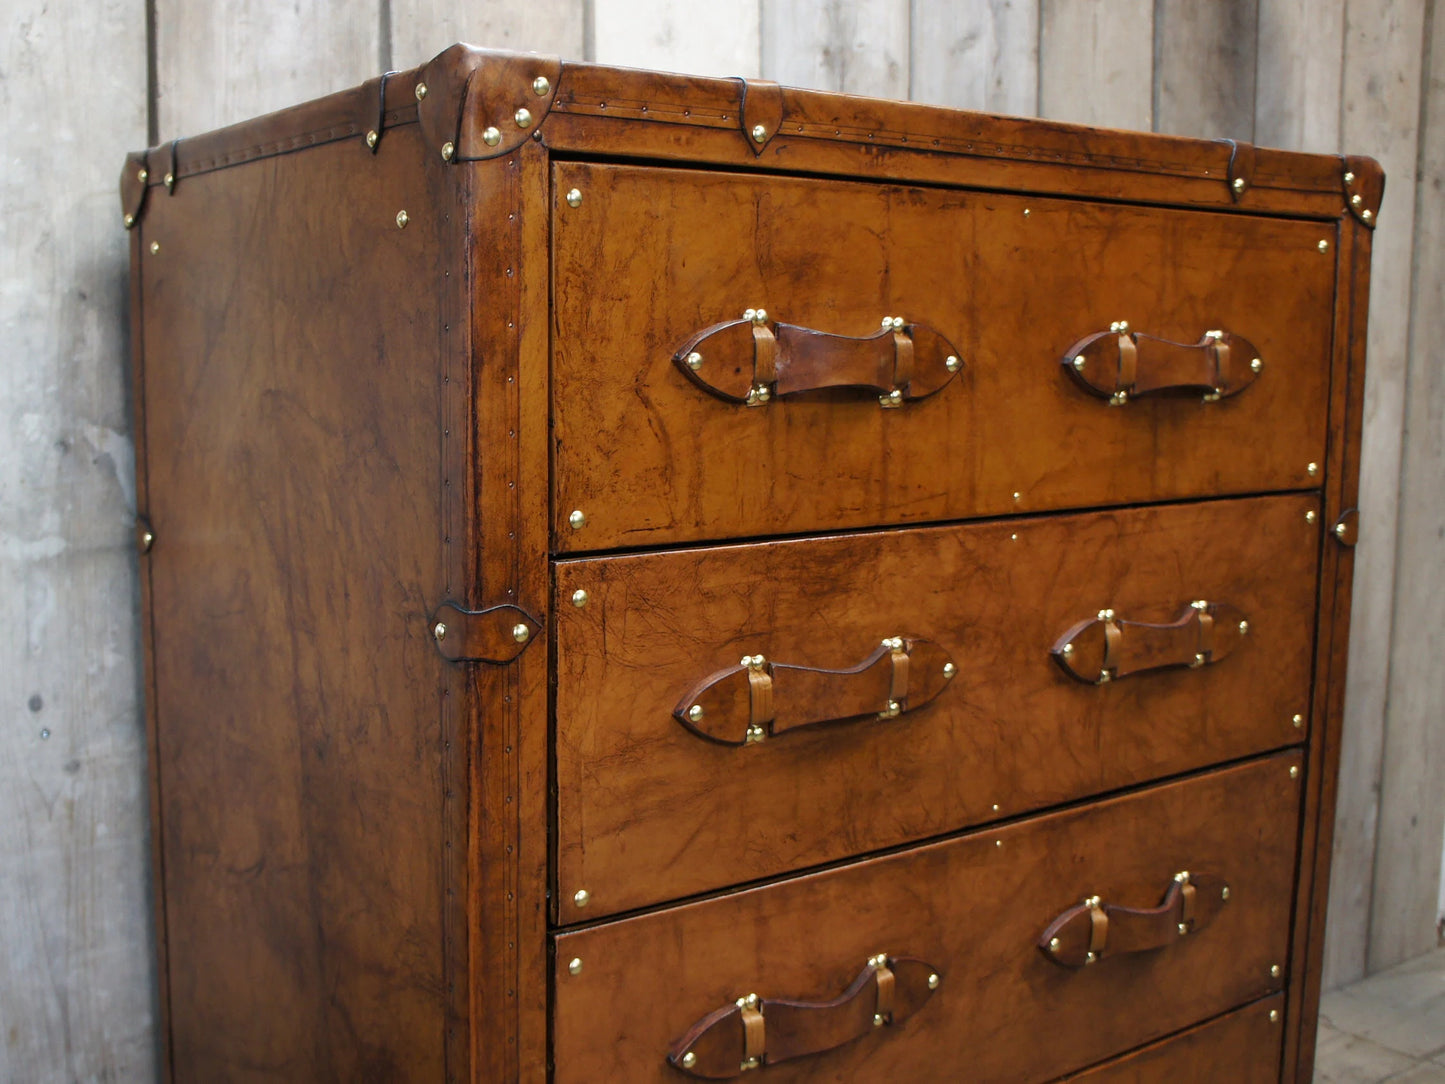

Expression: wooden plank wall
xmin=1 ymin=0 xmax=1439 ymax=1077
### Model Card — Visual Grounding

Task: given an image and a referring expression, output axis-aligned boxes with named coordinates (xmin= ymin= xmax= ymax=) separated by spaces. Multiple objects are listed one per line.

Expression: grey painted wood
xmin=1369 ymin=0 xmax=1445 ymax=973
xmin=1255 ymin=0 xmax=1345 ymax=152
xmin=909 ymin=0 xmax=1038 ymax=115
xmin=154 ymin=0 xmax=382 ymax=139
xmin=1153 ymin=0 xmax=1257 ymax=139
xmin=595 ymin=0 xmax=760 ymax=78
xmin=0 ymin=1 xmax=155 ymax=1081
xmin=389 ymin=0 xmax=585 ymax=70
xmin=1038 ymin=0 xmax=1153 ymax=130
xmin=763 ymin=0 xmax=909 ymax=97
xmin=1333 ymin=0 xmax=1431 ymax=986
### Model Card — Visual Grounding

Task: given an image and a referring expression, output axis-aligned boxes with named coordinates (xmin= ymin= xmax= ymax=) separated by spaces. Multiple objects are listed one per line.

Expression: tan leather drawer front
xmin=1061 ymin=996 xmax=1284 ymax=1082
xmin=552 ymin=753 xmax=1300 ymax=1083
xmin=551 ymin=162 xmax=1335 ymax=551
xmin=553 ymin=493 xmax=1318 ymax=920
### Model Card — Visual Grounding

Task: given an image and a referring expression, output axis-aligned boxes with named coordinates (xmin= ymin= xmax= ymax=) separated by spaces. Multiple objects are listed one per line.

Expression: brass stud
xmin=686 ymin=351 xmax=703 ymax=370
xmin=681 ymin=1052 xmax=697 ymax=1069
xmin=1085 ymin=951 xmax=1097 ymax=964
xmin=149 ymin=241 xmax=160 ymax=254
xmin=1222 ymin=886 xmax=1231 ymax=900
xmin=1306 ymin=510 xmax=1317 ymax=524
xmin=1062 ymin=642 xmax=1074 ymax=656
xmin=1072 ymin=355 xmax=1087 ymax=371
xmin=879 ymin=388 xmax=903 ymax=407
xmin=1232 ymin=177 xmax=1246 ymax=192
xmin=441 ymin=141 xmax=454 ymax=161
xmin=1344 ymin=171 xmax=1356 ymax=183
xmin=1023 ymin=208 xmax=1031 ymax=217
xmin=569 ymin=509 xmax=586 ymax=529
xmin=1319 ymin=239 xmax=1330 ymax=252
xmin=1351 ymin=193 xmax=1363 ymax=206
xmin=1191 ymin=652 xmax=1207 ymax=668
xmin=992 ymin=803 xmax=1000 ymax=812
xmin=873 ymin=1013 xmax=885 ymax=1027
xmin=878 ymin=699 xmax=901 ymax=719
xmin=1178 ymin=923 xmax=1189 ymax=935
xmin=738 ymin=993 xmax=759 ymax=1010
xmin=366 ymin=129 xmax=378 ymax=148
xmin=572 ymin=588 xmax=589 ymax=608
xmin=744 ymin=724 xmax=766 ymax=744
xmin=1098 ymin=609 xmax=1116 ymax=622
xmin=1239 ymin=620 xmax=1249 ymax=635
xmin=568 ymin=957 xmax=583 ymax=975
xmin=927 ymin=973 xmax=940 ymax=989
xmin=1289 ymin=766 xmax=1300 ymax=779
xmin=573 ymin=889 xmax=590 ymax=908
xmin=533 ymin=75 xmax=551 ymax=96
xmin=748 ymin=308 xmax=769 ymax=325
xmin=945 ymin=354 xmax=961 ymax=373
xmin=123 ymin=214 xmax=135 ymax=229
xmin=751 ymin=123 xmax=767 ymax=143
xmin=1308 ymin=462 xmax=1319 ymax=476
xmin=1012 ymin=491 xmax=1021 ymax=502
xmin=137 ymin=167 xmax=149 ymax=183
xmin=687 ymin=704 xmax=704 ymax=723
xmin=433 ymin=622 xmax=447 ymax=642
xmin=515 ymin=107 xmax=533 ymax=128
xmin=1251 ymin=357 xmax=1264 ymax=373
xmin=1292 ymin=714 xmax=1304 ymax=728
xmin=396 ymin=210 xmax=409 ymax=229
xmin=1270 ymin=964 xmax=1281 ymax=978
xmin=942 ymin=662 xmax=956 ymax=678
xmin=1109 ymin=390 xmax=1129 ymax=406
xmin=1098 ymin=671 xmax=1113 ymax=684
xmin=164 ymin=172 xmax=174 ymax=189
xmin=1048 ymin=937 xmax=1061 ymax=951
xmin=482 ymin=127 xmax=502 ymax=147
xmin=1334 ymin=521 xmax=1348 ymax=538
xmin=414 ymin=82 xmax=428 ymax=101
xmin=1269 ymin=1009 xmax=1280 ymax=1022
xmin=139 ymin=529 xmax=155 ymax=553
xmin=1362 ymin=209 xmax=1373 ymax=222
xmin=512 ymin=623 xmax=530 ymax=644
xmin=995 ymin=839 xmax=1003 ymax=848
xmin=1175 ymin=871 xmax=1191 ymax=884
xmin=565 ymin=188 xmax=582 ymax=208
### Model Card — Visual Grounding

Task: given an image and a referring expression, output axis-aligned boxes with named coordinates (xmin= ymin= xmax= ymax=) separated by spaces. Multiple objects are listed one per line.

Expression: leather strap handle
xmin=674 ymin=638 xmax=957 ymax=747
xmin=675 ymin=311 xmax=963 ymax=407
xmin=668 ymin=955 xmax=942 ymax=1078
xmin=1039 ymin=872 xmax=1230 ymax=968
xmin=1050 ymin=601 xmax=1249 ymax=685
xmin=1062 ymin=324 xmax=1263 ymax=404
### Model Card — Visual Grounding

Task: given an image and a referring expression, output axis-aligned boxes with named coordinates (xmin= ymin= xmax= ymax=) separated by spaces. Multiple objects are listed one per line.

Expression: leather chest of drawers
xmin=122 ymin=45 xmax=1380 ymax=1082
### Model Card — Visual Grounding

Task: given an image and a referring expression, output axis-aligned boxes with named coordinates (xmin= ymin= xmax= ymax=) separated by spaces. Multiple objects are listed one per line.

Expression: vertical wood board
xmin=762 ymin=0 xmax=910 ymax=97
xmin=1153 ymin=0 xmax=1259 ymax=139
xmin=1038 ymin=0 xmax=1154 ymax=130
xmin=1255 ymin=0 xmax=1346 ymax=151
xmin=908 ymin=0 xmax=1039 ymax=116
xmin=594 ymin=0 xmax=760 ymax=78
xmin=388 ymin=0 xmax=585 ymax=71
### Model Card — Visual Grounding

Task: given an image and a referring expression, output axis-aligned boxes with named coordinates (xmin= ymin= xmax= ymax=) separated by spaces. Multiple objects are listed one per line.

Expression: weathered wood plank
xmin=1370 ymin=0 xmax=1445 ymax=973
xmin=154 ymin=0 xmax=381 ymax=139
xmin=908 ymin=0 xmax=1038 ymax=115
xmin=0 ymin=1 xmax=154 ymax=1081
xmin=762 ymin=0 xmax=909 ymax=97
xmin=595 ymin=0 xmax=760 ymax=79
xmin=1038 ymin=0 xmax=1153 ymax=130
xmin=1255 ymin=0 xmax=1345 ymax=151
xmin=388 ymin=0 xmax=585 ymax=72
xmin=1330 ymin=0 xmax=1430 ymax=986
xmin=1153 ymin=0 xmax=1257 ymax=139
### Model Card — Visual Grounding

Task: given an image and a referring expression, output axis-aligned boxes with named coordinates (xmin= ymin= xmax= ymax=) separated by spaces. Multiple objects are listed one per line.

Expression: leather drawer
xmin=551 ymin=163 xmax=1335 ymax=552
xmin=552 ymin=753 xmax=1300 ymax=1083
xmin=554 ymin=493 xmax=1318 ymax=920
xmin=1061 ymin=996 xmax=1283 ymax=1082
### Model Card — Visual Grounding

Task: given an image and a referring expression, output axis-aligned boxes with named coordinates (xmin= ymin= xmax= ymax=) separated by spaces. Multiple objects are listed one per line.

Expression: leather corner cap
xmin=1341 ymin=154 xmax=1385 ymax=228
xmin=415 ymin=43 xmax=561 ymax=162
xmin=119 ymin=150 xmax=149 ymax=228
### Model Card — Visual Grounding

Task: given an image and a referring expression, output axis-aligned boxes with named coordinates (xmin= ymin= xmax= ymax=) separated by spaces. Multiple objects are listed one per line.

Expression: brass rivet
xmin=681 ymin=1052 xmax=697 ymax=1069
xmin=1062 ymin=642 xmax=1074 ymax=656
xmin=512 ymin=623 xmax=530 ymax=644
xmin=1023 ymin=208 xmax=1031 ymax=217
xmin=433 ymin=622 xmax=447 ymax=641
xmin=1351 ymin=193 xmax=1363 ymax=206
xmin=440 ymin=141 xmax=454 ymax=161
xmin=686 ymin=351 xmax=703 ymax=370
xmin=1344 ymin=171 xmax=1355 ymax=183
xmin=568 ymin=509 xmax=586 ymax=529
xmin=1012 ymin=491 xmax=1021 ymax=502
xmin=366 ymin=130 xmax=378 ymax=148
xmin=1178 ymin=922 xmax=1189 ymax=935
xmin=751 ymin=123 xmax=767 ymax=143
xmin=1271 ymin=964 xmax=1281 ymax=978
xmin=164 ymin=172 xmax=174 ymax=188
xmin=1048 ymin=937 xmax=1061 ymax=951
xmin=123 ymin=214 xmax=135 ymax=229
xmin=945 ymin=354 xmax=961 ymax=373
xmin=414 ymin=82 xmax=428 ymax=100
xmin=149 ymin=241 xmax=160 ymax=254
xmin=942 ymin=662 xmax=956 ymax=678
xmin=1362 ymin=209 xmax=1373 ymax=221
xmin=396 ymin=210 xmax=409 ymax=229
xmin=568 ymin=957 xmax=582 ymax=975
xmin=1222 ymin=886 xmax=1231 ymax=900
xmin=1308 ymin=462 xmax=1319 ymax=476
xmin=927 ymin=973 xmax=940 ymax=989
xmin=1270 ymin=1009 xmax=1280 ymax=1022
xmin=573 ymin=889 xmax=590 ymax=908
xmin=1334 ymin=521 xmax=1348 ymax=538
xmin=1239 ymin=620 xmax=1249 ymax=635
xmin=872 ymin=1013 xmax=885 ymax=1027
xmin=995 ymin=839 xmax=1003 ymax=848
xmin=1319 ymin=239 xmax=1330 ymax=252
xmin=1098 ymin=671 xmax=1113 ymax=684
xmin=1098 ymin=608 xmax=1116 ymax=622
xmin=139 ymin=530 xmax=155 ymax=553
xmin=1289 ymin=766 xmax=1300 ymax=779
xmin=572 ymin=589 xmax=589 ymax=608
xmin=482 ymin=127 xmax=501 ymax=147
xmin=566 ymin=188 xmax=582 ymax=208
xmin=992 ymin=803 xmax=1000 ymax=812
xmin=515 ymin=107 xmax=534 ymax=129
xmin=1232 ymin=177 xmax=1246 ymax=191
xmin=1251 ymin=357 xmax=1263 ymax=373
xmin=533 ymin=75 xmax=551 ymax=96
xmin=1292 ymin=714 xmax=1304 ymax=728
xmin=1306 ymin=510 xmax=1317 ymax=524
xmin=1072 ymin=355 xmax=1087 ymax=371
xmin=137 ymin=167 xmax=149 ymax=183
xmin=687 ymin=704 xmax=704 ymax=723
xmin=1085 ymin=951 xmax=1097 ymax=964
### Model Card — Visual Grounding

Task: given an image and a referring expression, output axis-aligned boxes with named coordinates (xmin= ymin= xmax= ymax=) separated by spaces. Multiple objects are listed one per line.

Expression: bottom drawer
xmin=1063 ymin=995 xmax=1284 ymax=1081
xmin=552 ymin=752 xmax=1301 ymax=1083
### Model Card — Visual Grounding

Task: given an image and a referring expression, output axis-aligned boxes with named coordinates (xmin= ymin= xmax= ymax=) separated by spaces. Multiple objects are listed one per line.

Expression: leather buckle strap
xmin=1040 ymin=871 xmax=1230 ymax=968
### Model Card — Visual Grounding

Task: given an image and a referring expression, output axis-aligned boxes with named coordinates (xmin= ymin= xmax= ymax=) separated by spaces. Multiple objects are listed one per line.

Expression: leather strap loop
xmin=874 ymin=963 xmax=895 ymax=1022
xmin=748 ymin=668 xmax=774 ymax=729
xmin=889 ymin=648 xmax=910 ymax=703
xmin=1088 ymin=903 xmax=1109 ymax=956
xmin=1197 ymin=607 xmax=1215 ymax=663
xmin=1117 ymin=333 xmax=1137 ymax=391
xmin=752 ymin=322 xmax=778 ymax=388
xmin=740 ymin=1003 xmax=765 ymax=1064
xmin=891 ymin=329 xmax=914 ymax=390
xmin=1101 ymin=618 xmax=1122 ymax=679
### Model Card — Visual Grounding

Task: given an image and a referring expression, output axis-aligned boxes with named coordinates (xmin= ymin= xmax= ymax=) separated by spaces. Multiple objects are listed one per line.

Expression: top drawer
xmin=551 ymin=164 xmax=1335 ymax=551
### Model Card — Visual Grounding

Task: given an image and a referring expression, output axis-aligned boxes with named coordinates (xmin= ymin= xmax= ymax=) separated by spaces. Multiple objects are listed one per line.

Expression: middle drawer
xmin=554 ymin=493 xmax=1318 ymax=921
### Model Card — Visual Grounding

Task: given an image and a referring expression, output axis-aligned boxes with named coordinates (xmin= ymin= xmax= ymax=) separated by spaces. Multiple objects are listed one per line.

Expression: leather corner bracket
xmin=1341 ymin=155 xmax=1385 ymax=228
xmin=415 ymin=43 xmax=561 ymax=163
xmin=429 ymin=601 xmax=541 ymax=664
xmin=739 ymin=78 xmax=784 ymax=156
xmin=119 ymin=151 xmax=150 ymax=229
